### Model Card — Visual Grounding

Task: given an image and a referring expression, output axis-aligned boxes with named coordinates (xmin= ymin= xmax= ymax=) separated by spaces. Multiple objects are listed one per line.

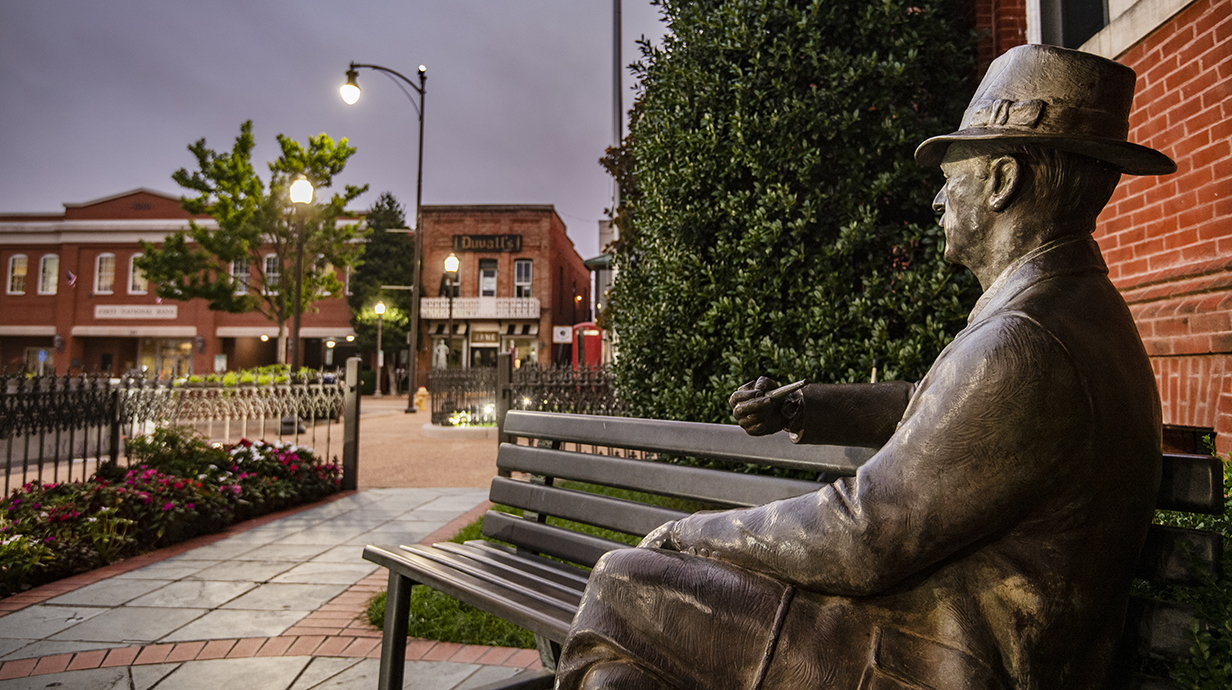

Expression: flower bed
xmin=0 ymin=426 xmax=340 ymax=598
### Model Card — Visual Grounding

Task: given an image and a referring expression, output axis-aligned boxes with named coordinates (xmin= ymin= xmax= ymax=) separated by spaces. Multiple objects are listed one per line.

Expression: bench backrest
xmin=494 ymin=411 xmax=1225 ymax=688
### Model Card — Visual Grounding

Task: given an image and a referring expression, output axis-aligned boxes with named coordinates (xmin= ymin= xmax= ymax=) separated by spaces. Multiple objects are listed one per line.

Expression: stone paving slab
xmin=44 ymin=577 xmax=174 ymax=607
xmin=0 ymin=604 xmax=109 ymax=640
xmin=49 ymin=606 xmax=208 ymax=644
xmin=220 ymin=583 xmax=349 ymax=612
xmin=161 ymin=609 xmax=307 ymax=642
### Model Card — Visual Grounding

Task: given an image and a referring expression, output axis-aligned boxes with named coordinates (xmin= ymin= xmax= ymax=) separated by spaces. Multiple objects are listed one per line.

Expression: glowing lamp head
xmin=260 ymin=334 xmax=270 ymax=342
xmin=374 ymin=301 xmax=386 ymax=316
xmin=346 ymin=335 xmax=355 ymax=342
xmin=289 ymin=175 xmax=313 ymax=204
xmin=326 ymin=340 xmax=336 ymax=348
xmin=443 ymin=253 xmax=460 ymax=274
xmin=340 ymin=68 xmax=360 ymax=105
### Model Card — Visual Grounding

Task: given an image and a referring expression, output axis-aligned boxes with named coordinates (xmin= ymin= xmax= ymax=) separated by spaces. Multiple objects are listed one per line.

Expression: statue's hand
xmin=730 ymin=376 xmax=787 ymax=436
xmin=638 ymin=521 xmax=679 ymax=550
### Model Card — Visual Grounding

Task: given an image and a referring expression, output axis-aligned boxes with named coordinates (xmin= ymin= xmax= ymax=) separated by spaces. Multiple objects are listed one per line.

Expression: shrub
xmin=606 ymin=0 xmax=981 ymax=423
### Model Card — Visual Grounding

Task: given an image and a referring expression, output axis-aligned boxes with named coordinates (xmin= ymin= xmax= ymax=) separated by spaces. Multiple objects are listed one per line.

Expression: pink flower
xmin=163 ymin=502 xmax=174 ymax=511
xmin=186 ymin=503 xmax=195 ymax=510
xmin=289 ymin=465 xmax=298 ymax=472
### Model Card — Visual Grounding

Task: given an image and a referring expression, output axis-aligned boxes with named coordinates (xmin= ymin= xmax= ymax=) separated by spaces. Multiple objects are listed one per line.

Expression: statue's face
xmin=933 ymin=145 xmax=992 ymax=269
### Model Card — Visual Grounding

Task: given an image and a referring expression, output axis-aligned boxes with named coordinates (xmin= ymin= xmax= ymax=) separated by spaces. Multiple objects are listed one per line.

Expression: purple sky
xmin=0 ymin=1 xmax=668 ymax=260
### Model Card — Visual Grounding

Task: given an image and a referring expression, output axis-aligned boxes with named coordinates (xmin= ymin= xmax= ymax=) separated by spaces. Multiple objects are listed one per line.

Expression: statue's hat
xmin=916 ymin=44 xmax=1175 ymax=175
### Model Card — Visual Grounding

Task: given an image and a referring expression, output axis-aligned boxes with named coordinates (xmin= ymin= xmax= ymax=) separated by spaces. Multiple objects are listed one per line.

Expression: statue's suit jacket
xmin=557 ymin=235 xmax=1161 ymax=690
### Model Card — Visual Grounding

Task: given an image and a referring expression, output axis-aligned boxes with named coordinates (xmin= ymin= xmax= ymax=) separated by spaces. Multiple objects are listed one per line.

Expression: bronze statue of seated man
xmin=554 ymin=44 xmax=1176 ymax=690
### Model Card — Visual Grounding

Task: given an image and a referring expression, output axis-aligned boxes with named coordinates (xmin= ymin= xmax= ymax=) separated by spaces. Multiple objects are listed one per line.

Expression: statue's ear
xmin=986 ymin=156 xmax=1022 ymax=212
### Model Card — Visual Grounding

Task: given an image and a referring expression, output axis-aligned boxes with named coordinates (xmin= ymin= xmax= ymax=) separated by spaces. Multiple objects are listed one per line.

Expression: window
xmin=231 ymin=258 xmax=249 ymax=295
xmin=128 ymin=254 xmax=147 ymax=294
xmin=7 ymin=254 xmax=27 ymax=294
xmin=38 ymin=255 xmax=58 ymax=295
xmin=95 ymin=253 xmax=115 ymax=294
xmin=263 ymin=255 xmax=280 ymax=293
xmin=514 ymin=259 xmax=532 ymax=298
xmin=1033 ymin=0 xmax=1110 ymax=49
xmin=479 ymin=259 xmax=498 ymax=297
xmin=344 ymin=266 xmax=352 ymax=295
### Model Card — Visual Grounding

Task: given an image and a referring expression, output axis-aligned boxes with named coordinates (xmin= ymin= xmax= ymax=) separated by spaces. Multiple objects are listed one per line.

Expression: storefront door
xmin=138 ymin=338 xmax=194 ymax=378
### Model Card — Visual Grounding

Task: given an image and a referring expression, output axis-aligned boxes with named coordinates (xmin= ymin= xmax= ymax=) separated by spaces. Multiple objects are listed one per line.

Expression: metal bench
xmin=363 ymin=410 xmax=1223 ymax=690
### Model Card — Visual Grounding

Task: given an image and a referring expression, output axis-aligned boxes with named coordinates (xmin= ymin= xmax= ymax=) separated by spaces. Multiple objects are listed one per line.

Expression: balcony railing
xmin=420 ymin=297 xmax=540 ymax=320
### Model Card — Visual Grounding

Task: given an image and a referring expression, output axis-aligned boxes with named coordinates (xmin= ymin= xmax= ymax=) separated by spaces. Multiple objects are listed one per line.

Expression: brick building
xmin=979 ymin=0 xmax=1230 ymax=451
xmin=0 ymin=188 xmax=359 ymax=377
xmin=413 ymin=205 xmax=592 ymax=384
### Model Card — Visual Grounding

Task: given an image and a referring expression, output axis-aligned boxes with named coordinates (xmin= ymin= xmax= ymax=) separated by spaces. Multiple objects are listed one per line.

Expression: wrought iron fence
xmin=508 ymin=364 xmax=625 ymax=416
xmin=427 ymin=367 xmax=498 ymax=426
xmin=428 ymin=363 xmax=625 ymax=427
xmin=0 ymin=371 xmax=346 ymax=496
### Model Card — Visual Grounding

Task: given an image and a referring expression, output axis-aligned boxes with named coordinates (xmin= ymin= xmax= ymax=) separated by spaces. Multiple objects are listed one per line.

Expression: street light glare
xmin=289 ymin=176 xmax=313 ymax=204
xmin=444 ymin=253 xmax=460 ymax=274
xmin=374 ymin=301 xmax=386 ymax=315
xmin=341 ymin=69 xmax=360 ymax=105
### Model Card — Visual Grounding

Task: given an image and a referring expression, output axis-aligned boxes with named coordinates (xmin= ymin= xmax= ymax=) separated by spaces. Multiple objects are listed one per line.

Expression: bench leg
xmin=378 ymin=570 xmax=413 ymax=690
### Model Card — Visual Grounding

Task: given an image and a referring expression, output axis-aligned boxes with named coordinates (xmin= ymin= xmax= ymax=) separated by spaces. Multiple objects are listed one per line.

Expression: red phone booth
xmin=572 ymin=322 xmax=603 ymax=369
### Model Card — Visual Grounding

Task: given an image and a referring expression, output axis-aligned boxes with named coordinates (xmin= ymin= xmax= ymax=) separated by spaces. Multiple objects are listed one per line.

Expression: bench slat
xmin=1125 ymin=596 xmax=1202 ymax=660
xmin=397 ymin=543 xmax=584 ymax=612
xmin=504 ymin=411 xmax=875 ymax=473
xmin=1136 ymin=524 xmax=1223 ymax=586
xmin=438 ymin=541 xmax=591 ymax=587
xmin=1158 ymin=453 xmax=1224 ymax=514
xmin=498 ymin=444 xmax=824 ymax=508
xmin=481 ymin=510 xmax=626 ymax=568
xmin=363 ymin=544 xmax=574 ymax=642
xmin=490 ymin=478 xmax=688 ymax=538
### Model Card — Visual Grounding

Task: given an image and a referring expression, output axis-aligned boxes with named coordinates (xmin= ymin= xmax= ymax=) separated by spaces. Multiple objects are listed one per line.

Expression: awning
xmin=429 ymin=322 xmax=468 ymax=336
xmin=503 ymin=323 xmax=539 ymax=336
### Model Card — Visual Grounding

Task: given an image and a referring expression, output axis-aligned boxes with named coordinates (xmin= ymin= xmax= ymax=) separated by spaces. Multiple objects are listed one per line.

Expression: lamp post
xmin=341 ymin=61 xmax=427 ymax=413
xmin=444 ymin=253 xmax=459 ymax=369
xmin=289 ymin=175 xmax=313 ymax=372
xmin=374 ymin=301 xmax=386 ymax=397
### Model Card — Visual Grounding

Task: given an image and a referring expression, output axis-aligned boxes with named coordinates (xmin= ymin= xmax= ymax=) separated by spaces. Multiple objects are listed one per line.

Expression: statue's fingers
xmin=754 ymin=376 xmax=780 ymax=393
xmin=734 ymin=396 xmax=774 ymax=419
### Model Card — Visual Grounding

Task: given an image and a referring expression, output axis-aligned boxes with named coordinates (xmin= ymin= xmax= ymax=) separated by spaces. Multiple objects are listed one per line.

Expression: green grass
xmin=365 ymin=479 xmax=719 ymax=647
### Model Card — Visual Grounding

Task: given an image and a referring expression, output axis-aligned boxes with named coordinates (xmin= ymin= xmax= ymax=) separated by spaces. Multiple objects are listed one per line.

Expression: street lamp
xmin=341 ymin=61 xmax=427 ymax=413
xmin=289 ymin=174 xmax=313 ymax=372
xmin=444 ymin=253 xmax=459 ymax=369
xmin=374 ymin=301 xmax=386 ymax=397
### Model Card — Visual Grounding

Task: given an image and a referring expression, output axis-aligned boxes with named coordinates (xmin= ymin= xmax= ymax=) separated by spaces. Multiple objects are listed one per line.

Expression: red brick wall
xmin=973 ymin=0 xmax=1028 ymax=74
xmin=1091 ymin=0 xmax=1232 ymax=450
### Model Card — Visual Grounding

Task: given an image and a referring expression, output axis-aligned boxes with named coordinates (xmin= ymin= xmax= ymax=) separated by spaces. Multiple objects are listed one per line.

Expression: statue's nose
xmin=932 ymin=189 xmax=946 ymax=214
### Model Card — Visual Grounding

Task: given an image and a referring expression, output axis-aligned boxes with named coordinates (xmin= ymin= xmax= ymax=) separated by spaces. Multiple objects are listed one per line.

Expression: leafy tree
xmin=606 ymin=0 xmax=982 ymax=423
xmin=136 ymin=120 xmax=369 ymax=363
xmin=348 ymin=192 xmax=414 ymax=390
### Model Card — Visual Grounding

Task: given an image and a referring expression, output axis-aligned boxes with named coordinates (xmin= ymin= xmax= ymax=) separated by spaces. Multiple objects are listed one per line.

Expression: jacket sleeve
xmin=670 ymin=314 xmax=1093 ymax=595
xmin=789 ymin=380 xmax=916 ymax=447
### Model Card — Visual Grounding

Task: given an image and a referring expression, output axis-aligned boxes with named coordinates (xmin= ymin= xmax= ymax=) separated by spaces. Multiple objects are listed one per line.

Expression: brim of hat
xmin=915 ymin=129 xmax=1177 ymax=176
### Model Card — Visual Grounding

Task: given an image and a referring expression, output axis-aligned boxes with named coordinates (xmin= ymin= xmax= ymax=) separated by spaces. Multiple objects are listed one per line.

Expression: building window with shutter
xmin=231 ymin=258 xmax=249 ymax=295
xmin=128 ymin=254 xmax=147 ymax=294
xmin=39 ymin=255 xmax=59 ymax=295
xmin=95 ymin=253 xmax=116 ymax=294
xmin=264 ymin=255 xmax=280 ymax=293
xmin=515 ymin=259 xmax=532 ymax=298
xmin=7 ymin=255 xmax=27 ymax=294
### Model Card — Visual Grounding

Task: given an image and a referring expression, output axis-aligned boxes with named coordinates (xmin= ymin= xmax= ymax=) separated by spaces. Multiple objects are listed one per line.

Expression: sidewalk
xmin=0 ymin=398 xmax=539 ymax=689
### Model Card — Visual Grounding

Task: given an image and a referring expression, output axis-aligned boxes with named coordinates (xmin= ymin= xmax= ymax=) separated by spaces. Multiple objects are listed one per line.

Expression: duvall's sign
xmin=452 ymin=234 xmax=522 ymax=252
